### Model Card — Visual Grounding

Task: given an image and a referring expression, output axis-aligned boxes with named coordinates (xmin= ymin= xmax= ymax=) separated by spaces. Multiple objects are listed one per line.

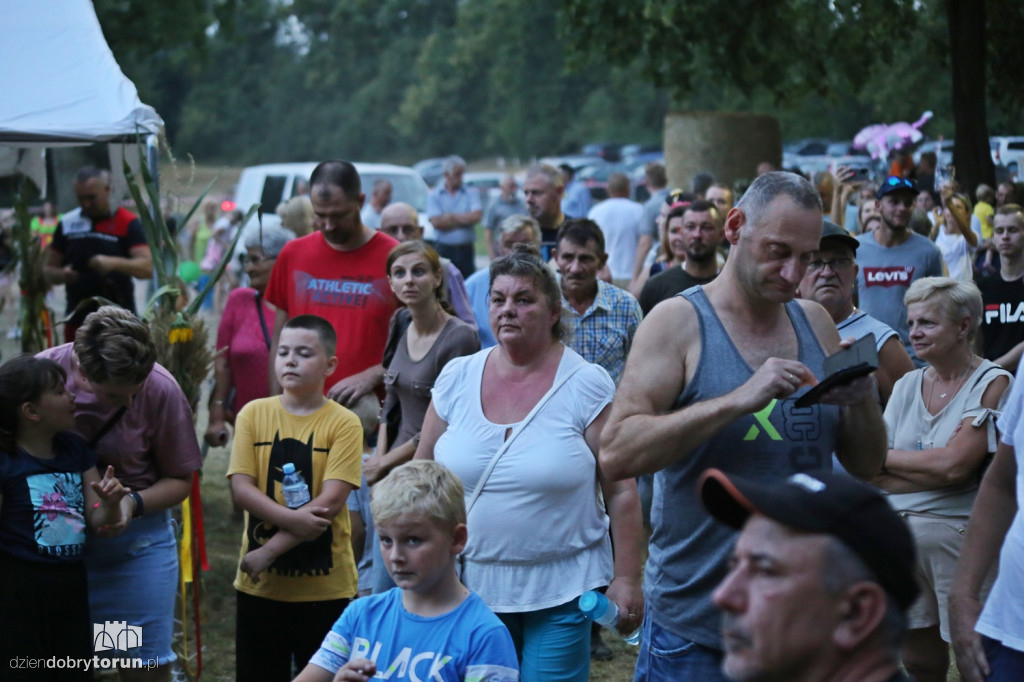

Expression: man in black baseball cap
xmin=700 ymin=468 xmax=918 ymax=682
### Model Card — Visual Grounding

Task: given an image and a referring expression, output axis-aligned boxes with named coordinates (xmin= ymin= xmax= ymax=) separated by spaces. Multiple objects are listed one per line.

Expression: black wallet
xmin=794 ymin=333 xmax=879 ymax=407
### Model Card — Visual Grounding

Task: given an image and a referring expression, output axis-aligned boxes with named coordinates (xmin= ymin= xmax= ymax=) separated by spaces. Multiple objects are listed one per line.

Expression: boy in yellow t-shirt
xmin=228 ymin=314 xmax=362 ymax=681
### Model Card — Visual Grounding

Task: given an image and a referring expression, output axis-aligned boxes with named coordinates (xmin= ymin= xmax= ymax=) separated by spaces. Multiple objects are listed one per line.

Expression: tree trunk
xmin=663 ymin=111 xmax=781 ymax=192
xmin=947 ymin=0 xmax=995 ymax=198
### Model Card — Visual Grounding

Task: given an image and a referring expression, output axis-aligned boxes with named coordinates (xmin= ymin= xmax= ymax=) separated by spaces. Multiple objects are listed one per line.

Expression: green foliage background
xmin=94 ymin=0 xmax=1023 ymax=165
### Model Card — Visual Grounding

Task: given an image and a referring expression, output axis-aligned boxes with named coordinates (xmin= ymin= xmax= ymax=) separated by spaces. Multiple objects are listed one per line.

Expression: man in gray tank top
xmin=601 ymin=172 xmax=887 ymax=682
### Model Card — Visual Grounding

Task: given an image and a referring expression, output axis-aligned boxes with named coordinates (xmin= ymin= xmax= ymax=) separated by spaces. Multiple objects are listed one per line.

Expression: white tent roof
xmin=0 ymin=0 xmax=163 ymax=145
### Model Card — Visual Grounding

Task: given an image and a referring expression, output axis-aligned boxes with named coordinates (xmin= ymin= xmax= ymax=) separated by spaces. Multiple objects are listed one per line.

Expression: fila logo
xmin=985 ymin=302 xmax=1024 ymax=325
xmin=863 ymin=266 xmax=914 ymax=287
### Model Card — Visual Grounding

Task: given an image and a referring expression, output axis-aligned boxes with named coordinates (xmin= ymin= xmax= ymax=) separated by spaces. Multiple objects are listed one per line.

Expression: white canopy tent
xmin=0 ymin=0 xmax=164 ymax=194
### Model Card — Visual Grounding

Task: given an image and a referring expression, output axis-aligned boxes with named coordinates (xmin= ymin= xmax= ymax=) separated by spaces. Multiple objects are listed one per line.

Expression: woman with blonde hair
xmin=930 ymin=192 xmax=978 ymax=281
xmin=873 ymin=277 xmax=1012 ymax=682
xmin=278 ymin=195 xmax=314 ymax=237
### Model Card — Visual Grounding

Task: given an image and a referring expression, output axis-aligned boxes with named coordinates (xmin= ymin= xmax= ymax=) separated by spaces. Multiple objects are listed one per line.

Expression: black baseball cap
xmin=820 ymin=219 xmax=859 ymax=252
xmin=876 ymin=175 xmax=919 ymax=200
xmin=699 ymin=468 xmax=919 ymax=610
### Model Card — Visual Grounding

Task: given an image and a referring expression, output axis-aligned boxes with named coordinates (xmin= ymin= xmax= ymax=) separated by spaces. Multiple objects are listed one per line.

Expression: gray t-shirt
xmin=855 ymin=230 xmax=944 ymax=358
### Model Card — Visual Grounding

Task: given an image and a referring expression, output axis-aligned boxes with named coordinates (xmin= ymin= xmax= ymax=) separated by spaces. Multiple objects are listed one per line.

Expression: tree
xmin=559 ymin=0 xmax=1023 ymax=194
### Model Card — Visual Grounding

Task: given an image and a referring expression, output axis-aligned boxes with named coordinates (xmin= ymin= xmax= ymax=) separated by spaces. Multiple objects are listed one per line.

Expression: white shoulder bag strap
xmin=464 ymin=363 xmax=585 ymax=516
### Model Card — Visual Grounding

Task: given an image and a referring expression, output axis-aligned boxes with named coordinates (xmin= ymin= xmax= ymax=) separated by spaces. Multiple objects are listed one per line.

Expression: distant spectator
xmin=632 ymin=162 xmax=669 ymax=287
xmin=428 ymin=156 xmax=481 ymax=278
xmin=756 ymin=161 xmax=776 ymax=176
xmin=691 ymin=171 xmax=715 ymax=199
xmin=360 ymin=179 xmax=392 ymax=231
xmin=587 ymin=172 xmax=642 ymax=287
xmin=523 ymin=163 xmax=566 ymax=256
xmin=705 ymin=183 xmax=734 ymax=216
xmin=482 ymin=174 xmax=526 ymax=260
xmin=560 ymin=163 xmax=592 ymax=219
xmin=931 ymin=192 xmax=977 ymax=282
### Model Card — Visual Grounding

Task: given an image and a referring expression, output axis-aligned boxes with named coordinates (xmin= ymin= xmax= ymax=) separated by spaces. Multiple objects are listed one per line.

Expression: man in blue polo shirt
xmin=427 ymin=155 xmax=482 ymax=278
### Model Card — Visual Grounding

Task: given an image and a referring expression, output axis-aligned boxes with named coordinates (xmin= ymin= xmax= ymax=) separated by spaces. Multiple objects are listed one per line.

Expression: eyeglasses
xmin=382 ymin=224 xmax=419 ymax=237
xmin=807 ymin=257 xmax=854 ymax=273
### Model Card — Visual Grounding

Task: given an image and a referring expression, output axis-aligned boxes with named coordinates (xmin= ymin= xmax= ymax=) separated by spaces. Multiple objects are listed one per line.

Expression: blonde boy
xmin=296 ymin=461 xmax=519 ymax=682
xmin=228 ymin=314 xmax=362 ymax=680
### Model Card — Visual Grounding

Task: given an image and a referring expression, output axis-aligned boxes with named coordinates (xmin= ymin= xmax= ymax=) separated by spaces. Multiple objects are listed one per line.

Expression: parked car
xmin=539 ymin=155 xmax=604 ymax=173
xmin=913 ymin=139 xmax=954 ymax=167
xmin=620 ymin=144 xmax=663 ymax=164
xmin=991 ymin=136 xmax=1024 ymax=168
xmin=581 ymin=143 xmax=622 ymax=162
xmin=412 ymin=157 xmax=446 ymax=188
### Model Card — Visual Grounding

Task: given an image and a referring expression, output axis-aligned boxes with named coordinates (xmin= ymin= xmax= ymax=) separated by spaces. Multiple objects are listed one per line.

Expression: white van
xmin=233 ymin=161 xmax=434 ymax=240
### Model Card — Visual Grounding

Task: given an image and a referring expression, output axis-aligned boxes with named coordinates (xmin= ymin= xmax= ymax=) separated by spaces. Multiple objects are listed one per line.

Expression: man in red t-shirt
xmin=44 ymin=167 xmax=153 ymax=342
xmin=265 ymin=160 xmax=399 ymax=405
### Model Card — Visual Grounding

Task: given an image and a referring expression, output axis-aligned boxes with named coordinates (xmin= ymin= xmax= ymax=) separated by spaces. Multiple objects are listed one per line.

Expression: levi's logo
xmin=863 ymin=266 xmax=914 ymax=287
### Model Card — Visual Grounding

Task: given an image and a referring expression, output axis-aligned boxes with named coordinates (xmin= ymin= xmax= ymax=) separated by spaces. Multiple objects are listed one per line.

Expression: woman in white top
xmin=873 ymin=277 xmax=1011 ymax=682
xmin=415 ymin=244 xmax=643 ymax=682
xmin=931 ymin=192 xmax=978 ymax=281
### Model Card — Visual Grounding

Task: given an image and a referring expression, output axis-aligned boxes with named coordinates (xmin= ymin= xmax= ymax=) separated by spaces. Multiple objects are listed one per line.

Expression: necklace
xmin=927 ymin=358 xmax=975 ymax=406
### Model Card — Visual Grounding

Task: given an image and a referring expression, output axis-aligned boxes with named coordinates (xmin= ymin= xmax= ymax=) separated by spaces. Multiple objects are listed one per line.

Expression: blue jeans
xmin=498 ymin=600 xmax=590 ymax=682
xmin=633 ymin=611 xmax=729 ymax=682
xmin=983 ymin=636 xmax=1024 ymax=681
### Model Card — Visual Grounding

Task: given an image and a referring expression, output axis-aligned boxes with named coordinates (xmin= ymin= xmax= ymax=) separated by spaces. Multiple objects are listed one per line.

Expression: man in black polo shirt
xmin=44 ymin=167 xmax=152 ymax=342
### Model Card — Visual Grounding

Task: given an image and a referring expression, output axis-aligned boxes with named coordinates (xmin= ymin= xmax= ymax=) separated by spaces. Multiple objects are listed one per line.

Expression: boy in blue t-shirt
xmin=295 ymin=460 xmax=519 ymax=682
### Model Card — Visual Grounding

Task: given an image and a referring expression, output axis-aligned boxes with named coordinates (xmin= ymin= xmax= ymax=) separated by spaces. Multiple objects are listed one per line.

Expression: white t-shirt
xmin=978 ymin=368 xmax=1024 ymax=652
xmin=588 ymin=198 xmax=643 ymax=280
xmin=432 ymin=345 xmax=615 ymax=612
xmin=934 ymin=230 xmax=974 ymax=281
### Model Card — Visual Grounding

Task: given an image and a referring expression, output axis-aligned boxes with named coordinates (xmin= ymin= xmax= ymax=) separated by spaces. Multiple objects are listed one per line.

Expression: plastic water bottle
xmin=281 ymin=463 xmax=311 ymax=509
xmin=578 ymin=590 xmax=642 ymax=645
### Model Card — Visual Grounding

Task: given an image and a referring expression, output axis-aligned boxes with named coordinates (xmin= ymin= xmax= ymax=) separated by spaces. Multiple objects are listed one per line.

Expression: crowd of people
xmin=1 ymin=154 xmax=1024 ymax=682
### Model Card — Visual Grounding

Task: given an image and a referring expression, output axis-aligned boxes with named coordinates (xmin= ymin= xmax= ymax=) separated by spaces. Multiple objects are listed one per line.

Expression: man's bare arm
xmin=600 ymin=297 xmax=816 ymax=480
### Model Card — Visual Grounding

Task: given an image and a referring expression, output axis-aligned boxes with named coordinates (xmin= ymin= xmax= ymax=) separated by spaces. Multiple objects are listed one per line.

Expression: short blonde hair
xmin=74 ymin=306 xmax=156 ymax=386
xmin=278 ymin=195 xmax=314 ymax=236
xmin=904 ymin=276 xmax=983 ymax=340
xmin=371 ymin=461 xmax=465 ymax=531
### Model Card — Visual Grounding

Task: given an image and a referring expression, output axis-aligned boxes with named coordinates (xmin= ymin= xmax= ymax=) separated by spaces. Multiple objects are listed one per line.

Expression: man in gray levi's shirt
xmin=600 ymin=171 xmax=886 ymax=682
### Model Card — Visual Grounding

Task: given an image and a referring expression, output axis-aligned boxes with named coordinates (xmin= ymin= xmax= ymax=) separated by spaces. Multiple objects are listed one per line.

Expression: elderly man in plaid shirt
xmin=555 ymin=218 xmax=642 ymax=386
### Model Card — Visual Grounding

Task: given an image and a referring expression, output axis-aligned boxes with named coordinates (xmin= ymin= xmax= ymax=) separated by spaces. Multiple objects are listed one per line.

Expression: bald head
xmin=380 ymin=202 xmax=421 ymax=242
